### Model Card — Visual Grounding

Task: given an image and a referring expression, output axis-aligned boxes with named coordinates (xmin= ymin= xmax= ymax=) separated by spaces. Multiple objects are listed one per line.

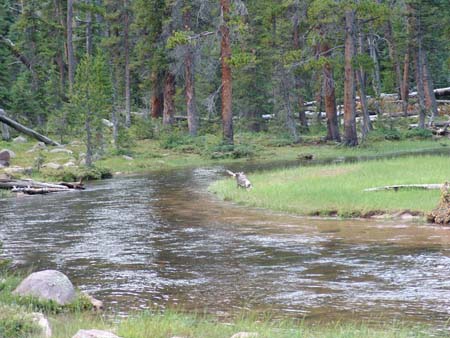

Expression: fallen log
xmin=0 ymin=178 xmax=84 ymax=194
xmin=364 ymin=184 xmax=444 ymax=192
xmin=0 ymin=110 xmax=60 ymax=146
xmin=226 ymin=170 xmax=252 ymax=189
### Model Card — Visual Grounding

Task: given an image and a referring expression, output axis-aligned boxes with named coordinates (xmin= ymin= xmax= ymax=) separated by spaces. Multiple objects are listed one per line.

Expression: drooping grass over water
xmin=210 ymin=155 xmax=450 ymax=217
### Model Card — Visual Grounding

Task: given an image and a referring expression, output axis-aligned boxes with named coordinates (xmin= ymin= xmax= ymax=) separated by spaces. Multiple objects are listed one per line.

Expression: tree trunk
xmin=220 ymin=0 xmax=233 ymax=145
xmin=357 ymin=33 xmax=371 ymax=140
xmin=67 ymin=0 xmax=75 ymax=91
xmin=422 ymin=51 xmax=438 ymax=124
xmin=85 ymin=111 xmax=93 ymax=167
xmin=321 ymin=43 xmax=340 ymax=142
xmin=0 ymin=109 xmax=10 ymax=141
xmin=343 ymin=10 xmax=358 ymax=146
xmin=385 ymin=20 xmax=402 ymax=99
xmin=280 ymin=68 xmax=299 ymax=142
xmin=150 ymin=71 xmax=163 ymax=118
xmin=402 ymin=5 xmax=413 ymax=117
xmin=85 ymin=0 xmax=93 ymax=56
xmin=415 ymin=51 xmax=426 ymax=129
xmin=183 ymin=4 xmax=198 ymax=136
xmin=124 ymin=0 xmax=131 ymax=128
xmin=163 ymin=72 xmax=176 ymax=126
xmin=293 ymin=0 xmax=308 ymax=129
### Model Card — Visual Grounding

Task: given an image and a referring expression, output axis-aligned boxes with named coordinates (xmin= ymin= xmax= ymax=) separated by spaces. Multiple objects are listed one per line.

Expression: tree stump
xmin=427 ymin=182 xmax=450 ymax=225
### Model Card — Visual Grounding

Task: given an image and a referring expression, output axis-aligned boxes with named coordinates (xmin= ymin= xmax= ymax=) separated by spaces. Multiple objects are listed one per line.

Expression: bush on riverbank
xmin=210 ymin=155 xmax=450 ymax=218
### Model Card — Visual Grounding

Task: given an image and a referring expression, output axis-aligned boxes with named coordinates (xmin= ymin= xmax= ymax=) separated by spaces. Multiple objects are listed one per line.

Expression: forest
xmin=0 ymin=0 xmax=449 ymax=164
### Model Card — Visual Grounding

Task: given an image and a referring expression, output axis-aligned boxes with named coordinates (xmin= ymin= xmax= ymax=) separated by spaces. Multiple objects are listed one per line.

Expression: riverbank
xmin=210 ymin=155 xmax=450 ymax=219
xmin=1 ymin=134 xmax=450 ymax=184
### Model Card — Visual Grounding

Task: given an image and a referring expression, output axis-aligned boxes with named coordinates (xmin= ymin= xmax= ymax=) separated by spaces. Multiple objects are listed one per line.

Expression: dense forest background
xmin=0 ymin=0 xmax=449 ymax=165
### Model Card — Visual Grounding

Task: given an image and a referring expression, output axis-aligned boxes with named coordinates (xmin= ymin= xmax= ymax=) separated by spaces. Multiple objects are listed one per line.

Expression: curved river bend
xmin=1 ymin=163 xmax=450 ymax=327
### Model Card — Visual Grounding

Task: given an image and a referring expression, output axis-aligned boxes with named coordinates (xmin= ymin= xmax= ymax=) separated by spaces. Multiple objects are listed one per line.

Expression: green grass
xmin=210 ymin=155 xmax=450 ymax=217
xmin=0 ymin=272 xmax=438 ymax=338
xmin=2 ymin=135 xmax=450 ymax=181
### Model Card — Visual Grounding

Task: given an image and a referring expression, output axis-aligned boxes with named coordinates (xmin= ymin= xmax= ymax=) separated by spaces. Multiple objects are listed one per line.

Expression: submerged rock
xmin=13 ymin=270 xmax=76 ymax=305
xmin=428 ymin=182 xmax=450 ymax=225
xmin=72 ymin=329 xmax=122 ymax=338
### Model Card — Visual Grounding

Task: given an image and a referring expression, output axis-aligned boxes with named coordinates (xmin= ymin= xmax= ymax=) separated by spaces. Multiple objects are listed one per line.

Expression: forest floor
xmin=0 ymin=272 xmax=435 ymax=338
xmin=210 ymin=154 xmax=450 ymax=219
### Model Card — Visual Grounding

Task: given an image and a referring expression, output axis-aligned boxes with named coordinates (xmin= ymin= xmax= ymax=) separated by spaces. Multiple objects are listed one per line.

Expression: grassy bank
xmin=1 ymin=133 xmax=450 ymax=182
xmin=210 ymin=155 xmax=450 ymax=218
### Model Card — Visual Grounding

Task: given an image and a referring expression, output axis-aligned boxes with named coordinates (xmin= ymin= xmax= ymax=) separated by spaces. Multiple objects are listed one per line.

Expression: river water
xmin=1 ymin=160 xmax=450 ymax=327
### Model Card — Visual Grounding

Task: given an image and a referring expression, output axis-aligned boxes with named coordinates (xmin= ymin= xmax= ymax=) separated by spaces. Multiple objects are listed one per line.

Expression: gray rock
xmin=13 ymin=270 xmax=76 ymax=305
xmin=4 ymin=166 xmax=33 ymax=175
xmin=50 ymin=148 xmax=73 ymax=155
xmin=72 ymin=329 xmax=122 ymax=338
xmin=0 ymin=149 xmax=15 ymax=158
xmin=13 ymin=136 xmax=27 ymax=143
xmin=102 ymin=119 xmax=114 ymax=128
xmin=31 ymin=312 xmax=52 ymax=338
xmin=27 ymin=142 xmax=47 ymax=153
xmin=43 ymin=162 xmax=63 ymax=170
xmin=64 ymin=161 xmax=77 ymax=167
xmin=230 ymin=333 xmax=259 ymax=338
xmin=122 ymin=155 xmax=133 ymax=161
xmin=0 ymin=150 xmax=11 ymax=167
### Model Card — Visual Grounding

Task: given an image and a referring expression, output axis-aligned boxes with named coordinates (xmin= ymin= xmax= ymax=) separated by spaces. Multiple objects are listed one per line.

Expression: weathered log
xmin=0 ymin=111 xmax=60 ymax=146
xmin=226 ymin=170 xmax=252 ymax=189
xmin=11 ymin=187 xmax=70 ymax=194
xmin=364 ymin=184 xmax=444 ymax=192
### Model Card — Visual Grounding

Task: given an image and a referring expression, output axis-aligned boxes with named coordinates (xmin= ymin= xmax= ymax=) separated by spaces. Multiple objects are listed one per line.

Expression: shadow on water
xmin=1 ymin=149 xmax=450 ymax=327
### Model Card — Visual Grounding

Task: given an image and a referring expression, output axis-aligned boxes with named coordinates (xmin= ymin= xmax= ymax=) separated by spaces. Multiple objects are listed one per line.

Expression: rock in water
xmin=72 ymin=329 xmax=122 ymax=338
xmin=428 ymin=182 xmax=450 ymax=225
xmin=13 ymin=270 xmax=76 ymax=305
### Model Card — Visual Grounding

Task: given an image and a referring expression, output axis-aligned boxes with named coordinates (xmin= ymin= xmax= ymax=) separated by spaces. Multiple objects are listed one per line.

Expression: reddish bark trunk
xmin=163 ymin=72 xmax=176 ymax=126
xmin=150 ymin=71 xmax=163 ymax=118
xmin=343 ymin=10 xmax=357 ymax=146
xmin=220 ymin=0 xmax=233 ymax=144
xmin=422 ymin=51 xmax=438 ymax=120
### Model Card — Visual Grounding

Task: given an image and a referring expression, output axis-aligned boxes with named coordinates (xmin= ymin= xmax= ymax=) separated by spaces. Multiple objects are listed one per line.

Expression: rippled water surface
xmin=1 ymin=163 xmax=450 ymax=326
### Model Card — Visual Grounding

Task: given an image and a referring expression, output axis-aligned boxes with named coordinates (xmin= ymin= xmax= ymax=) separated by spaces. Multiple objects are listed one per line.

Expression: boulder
xmin=50 ymin=148 xmax=73 ymax=155
xmin=64 ymin=161 xmax=77 ymax=167
xmin=13 ymin=270 xmax=76 ymax=305
xmin=230 ymin=333 xmax=259 ymax=338
xmin=31 ymin=312 xmax=52 ymax=338
xmin=27 ymin=142 xmax=47 ymax=153
xmin=72 ymin=329 xmax=122 ymax=338
xmin=13 ymin=136 xmax=27 ymax=143
xmin=0 ymin=149 xmax=15 ymax=158
xmin=4 ymin=166 xmax=33 ymax=176
xmin=43 ymin=162 xmax=63 ymax=170
xmin=122 ymin=155 xmax=133 ymax=161
xmin=0 ymin=149 xmax=11 ymax=167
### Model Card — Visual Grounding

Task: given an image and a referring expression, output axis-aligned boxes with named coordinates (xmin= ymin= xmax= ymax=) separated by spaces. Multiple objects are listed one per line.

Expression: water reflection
xmin=1 ymin=163 xmax=450 ymax=326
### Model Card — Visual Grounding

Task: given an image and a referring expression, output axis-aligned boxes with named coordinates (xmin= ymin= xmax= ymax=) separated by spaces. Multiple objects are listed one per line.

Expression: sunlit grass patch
xmin=210 ymin=155 xmax=450 ymax=218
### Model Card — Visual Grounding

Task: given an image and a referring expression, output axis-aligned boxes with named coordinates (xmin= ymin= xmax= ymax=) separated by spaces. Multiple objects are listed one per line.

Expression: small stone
xmin=43 ymin=162 xmax=63 ymax=170
xmin=102 ymin=119 xmax=114 ymax=128
xmin=64 ymin=161 xmax=77 ymax=167
xmin=31 ymin=312 xmax=52 ymax=338
xmin=72 ymin=329 xmax=122 ymax=338
xmin=50 ymin=148 xmax=73 ymax=155
xmin=122 ymin=155 xmax=133 ymax=161
xmin=13 ymin=270 xmax=76 ymax=305
xmin=0 ymin=149 xmax=15 ymax=158
xmin=70 ymin=140 xmax=82 ymax=146
xmin=13 ymin=136 xmax=27 ymax=143
xmin=27 ymin=142 xmax=47 ymax=153
xmin=230 ymin=333 xmax=259 ymax=338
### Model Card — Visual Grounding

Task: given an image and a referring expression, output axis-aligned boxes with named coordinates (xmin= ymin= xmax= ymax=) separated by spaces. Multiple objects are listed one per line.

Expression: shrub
xmin=404 ymin=128 xmax=433 ymax=139
xmin=129 ymin=117 xmax=154 ymax=140
xmin=0 ymin=306 xmax=40 ymax=338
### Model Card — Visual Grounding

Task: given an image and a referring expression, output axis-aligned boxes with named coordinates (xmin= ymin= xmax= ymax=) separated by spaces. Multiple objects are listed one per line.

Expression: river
xmin=1 ymin=161 xmax=450 ymax=327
